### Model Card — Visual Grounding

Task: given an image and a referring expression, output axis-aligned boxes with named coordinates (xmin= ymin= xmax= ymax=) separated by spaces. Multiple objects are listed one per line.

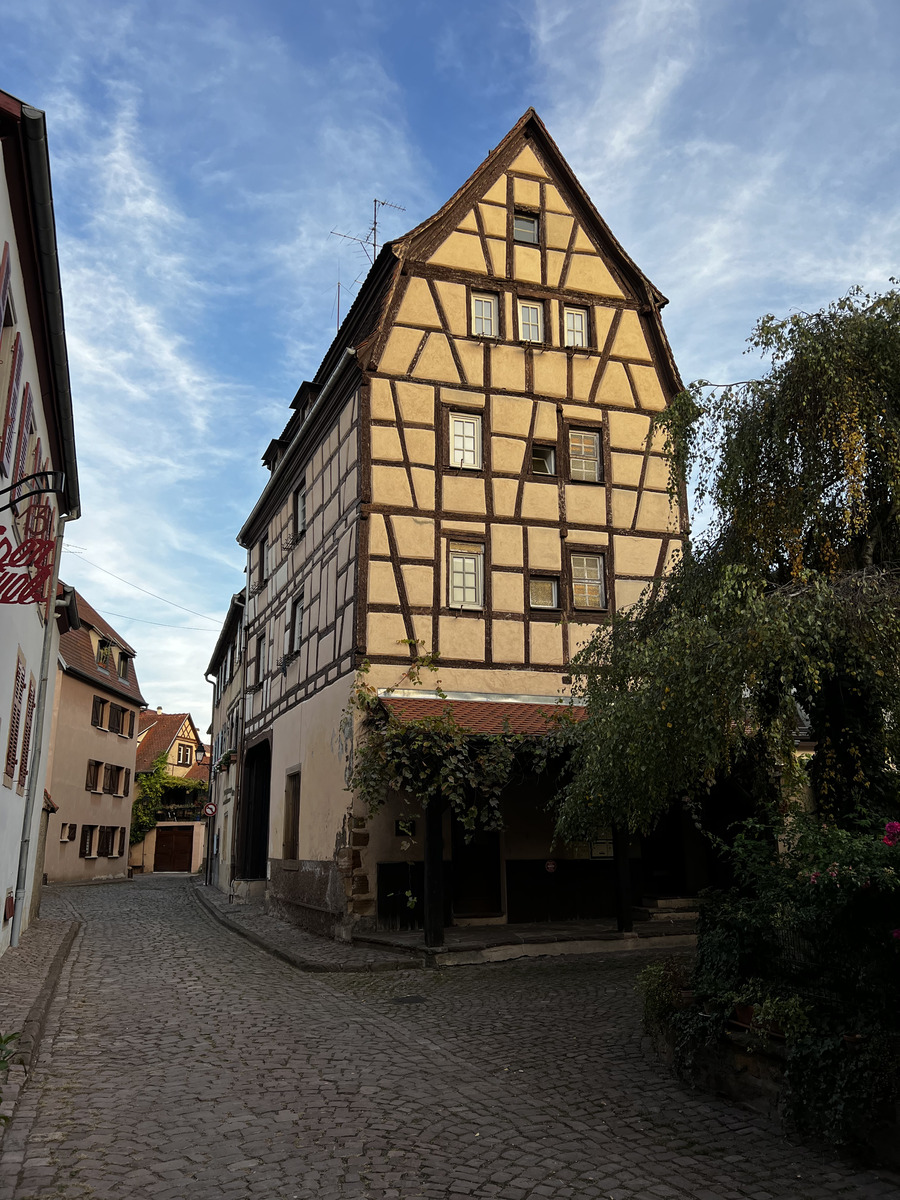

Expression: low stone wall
xmin=266 ymin=859 xmax=347 ymax=939
xmin=659 ymin=1024 xmax=900 ymax=1168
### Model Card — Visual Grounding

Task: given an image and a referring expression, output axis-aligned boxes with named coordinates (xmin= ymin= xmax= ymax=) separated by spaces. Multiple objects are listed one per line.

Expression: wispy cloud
xmin=530 ymin=0 xmax=900 ymax=383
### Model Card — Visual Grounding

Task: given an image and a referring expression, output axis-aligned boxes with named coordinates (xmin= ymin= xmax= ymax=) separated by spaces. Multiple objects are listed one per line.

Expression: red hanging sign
xmin=0 ymin=524 xmax=56 ymax=604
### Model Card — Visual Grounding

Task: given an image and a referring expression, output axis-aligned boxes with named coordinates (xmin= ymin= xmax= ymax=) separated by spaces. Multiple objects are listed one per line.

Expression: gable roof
xmin=358 ymin=108 xmax=682 ymax=395
xmin=57 ymin=586 xmax=146 ymax=706
xmin=136 ymin=711 xmax=203 ymax=772
xmin=397 ymin=108 xmax=666 ymax=308
xmin=239 ymin=108 xmax=682 ymax=544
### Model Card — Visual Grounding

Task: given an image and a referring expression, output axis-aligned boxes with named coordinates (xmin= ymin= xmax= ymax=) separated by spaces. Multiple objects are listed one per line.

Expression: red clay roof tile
xmin=380 ymin=697 xmax=584 ymax=735
xmin=58 ymin=586 xmax=146 ymax=707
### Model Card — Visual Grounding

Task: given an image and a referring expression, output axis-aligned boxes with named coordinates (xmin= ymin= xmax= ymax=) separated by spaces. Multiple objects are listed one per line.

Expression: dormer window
xmin=513 ymin=212 xmax=539 ymax=244
xmin=117 ymin=653 xmax=129 ymax=680
xmin=96 ymin=641 xmax=111 ymax=668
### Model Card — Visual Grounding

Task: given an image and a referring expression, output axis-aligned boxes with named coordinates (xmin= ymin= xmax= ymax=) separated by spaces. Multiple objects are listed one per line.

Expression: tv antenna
xmin=330 ymin=198 xmax=405 ymax=329
xmin=331 ymin=196 xmax=406 ymax=270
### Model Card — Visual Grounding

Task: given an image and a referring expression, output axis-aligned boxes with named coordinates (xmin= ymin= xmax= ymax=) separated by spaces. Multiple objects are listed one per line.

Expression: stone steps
xmin=633 ymin=896 xmax=700 ymax=924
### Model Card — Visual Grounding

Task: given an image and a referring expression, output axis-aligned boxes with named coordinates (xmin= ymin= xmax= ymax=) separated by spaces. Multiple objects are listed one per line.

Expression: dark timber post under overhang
xmin=612 ymin=825 xmax=634 ymax=933
xmin=423 ymin=800 xmax=445 ymax=947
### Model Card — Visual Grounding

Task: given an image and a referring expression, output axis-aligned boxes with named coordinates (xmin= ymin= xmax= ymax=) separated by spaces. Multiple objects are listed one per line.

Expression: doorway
xmin=451 ymin=815 xmax=502 ymax=918
xmin=237 ymin=740 xmax=271 ymax=879
xmin=153 ymin=826 xmax=194 ymax=872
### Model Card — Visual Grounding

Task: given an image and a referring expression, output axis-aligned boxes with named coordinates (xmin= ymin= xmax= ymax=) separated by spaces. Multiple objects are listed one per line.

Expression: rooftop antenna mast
xmin=331 ymin=198 xmax=406 ymax=326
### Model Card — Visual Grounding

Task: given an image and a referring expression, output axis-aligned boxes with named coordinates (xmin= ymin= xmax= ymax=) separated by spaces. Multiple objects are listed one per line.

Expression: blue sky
xmin=3 ymin=0 xmax=898 ymax=728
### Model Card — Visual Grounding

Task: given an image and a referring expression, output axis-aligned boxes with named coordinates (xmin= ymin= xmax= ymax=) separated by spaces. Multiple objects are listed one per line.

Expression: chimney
xmin=157 ymin=706 xmax=163 ymax=715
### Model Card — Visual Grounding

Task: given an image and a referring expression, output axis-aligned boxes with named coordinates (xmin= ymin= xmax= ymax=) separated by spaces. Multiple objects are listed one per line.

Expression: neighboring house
xmin=129 ymin=710 xmax=208 ymax=875
xmin=232 ymin=109 xmax=687 ymax=938
xmin=0 ymin=89 xmax=80 ymax=955
xmin=43 ymin=591 xmax=145 ymax=884
xmin=205 ymin=591 xmax=245 ymax=891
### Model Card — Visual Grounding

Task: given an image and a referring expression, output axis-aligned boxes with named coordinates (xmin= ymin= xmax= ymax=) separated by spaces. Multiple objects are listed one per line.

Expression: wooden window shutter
xmin=128 ymin=710 xmax=135 ymax=737
xmin=1 ymin=332 xmax=23 ymax=477
xmin=16 ymin=675 xmax=36 ymax=790
xmin=118 ymin=827 xmax=126 ymax=856
xmin=5 ymin=653 xmax=26 ymax=780
xmin=123 ymin=768 xmax=131 ymax=797
xmin=0 ymin=241 xmax=10 ymax=321
xmin=13 ymin=382 xmax=33 ymax=492
xmin=79 ymin=825 xmax=92 ymax=857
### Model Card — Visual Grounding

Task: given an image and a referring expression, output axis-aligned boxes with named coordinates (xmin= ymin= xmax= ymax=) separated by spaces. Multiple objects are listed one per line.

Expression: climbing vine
xmin=343 ymin=644 xmax=578 ymax=831
xmin=129 ymin=753 xmax=208 ymax=845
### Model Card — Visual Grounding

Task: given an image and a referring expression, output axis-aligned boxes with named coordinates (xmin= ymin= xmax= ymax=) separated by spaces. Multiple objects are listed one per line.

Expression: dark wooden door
xmin=154 ymin=826 xmax=194 ymax=872
xmin=451 ymin=816 xmax=502 ymax=917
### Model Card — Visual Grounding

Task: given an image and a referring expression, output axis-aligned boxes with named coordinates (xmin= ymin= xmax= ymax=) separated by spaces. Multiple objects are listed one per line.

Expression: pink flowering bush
xmin=883 ymin=821 xmax=900 ymax=847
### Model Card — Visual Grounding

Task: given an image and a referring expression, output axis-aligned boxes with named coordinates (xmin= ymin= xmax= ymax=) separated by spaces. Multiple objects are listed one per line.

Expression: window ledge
xmin=90 ymin=789 xmax=103 ymax=795
xmin=84 ymin=855 xmax=98 ymax=860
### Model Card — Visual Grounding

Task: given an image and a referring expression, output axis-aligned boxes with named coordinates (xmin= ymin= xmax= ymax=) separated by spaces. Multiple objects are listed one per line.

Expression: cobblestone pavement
xmin=0 ymin=918 xmax=77 ymax=1035
xmin=193 ymin=883 xmax=418 ymax=972
xmin=1 ymin=877 xmax=897 ymax=1200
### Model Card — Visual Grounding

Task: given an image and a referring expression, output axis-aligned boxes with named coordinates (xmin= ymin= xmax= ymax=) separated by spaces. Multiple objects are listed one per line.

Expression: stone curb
xmin=0 ymin=919 xmax=80 ymax=1138
xmin=189 ymin=882 xmax=421 ymax=974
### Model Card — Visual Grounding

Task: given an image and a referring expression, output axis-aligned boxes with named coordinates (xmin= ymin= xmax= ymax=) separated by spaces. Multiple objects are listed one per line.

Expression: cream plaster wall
xmin=44 ymin=670 xmax=139 ymax=884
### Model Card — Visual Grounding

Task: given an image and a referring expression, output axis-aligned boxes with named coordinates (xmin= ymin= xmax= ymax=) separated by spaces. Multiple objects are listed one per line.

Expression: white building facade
xmin=0 ymin=90 xmax=80 ymax=955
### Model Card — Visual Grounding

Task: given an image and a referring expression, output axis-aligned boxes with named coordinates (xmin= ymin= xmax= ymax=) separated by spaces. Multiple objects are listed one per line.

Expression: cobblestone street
xmin=0 ymin=878 xmax=896 ymax=1200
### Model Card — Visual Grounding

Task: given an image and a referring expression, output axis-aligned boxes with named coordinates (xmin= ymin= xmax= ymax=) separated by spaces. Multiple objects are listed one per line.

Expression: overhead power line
xmin=99 ymin=610 xmax=218 ymax=632
xmin=62 ymin=550 xmax=221 ymax=623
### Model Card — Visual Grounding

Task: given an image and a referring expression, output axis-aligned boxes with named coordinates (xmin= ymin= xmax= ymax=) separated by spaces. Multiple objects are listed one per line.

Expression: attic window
xmin=117 ymin=654 xmax=129 ymax=680
xmin=513 ymin=212 xmax=539 ymax=244
xmin=96 ymin=641 xmax=111 ymax=668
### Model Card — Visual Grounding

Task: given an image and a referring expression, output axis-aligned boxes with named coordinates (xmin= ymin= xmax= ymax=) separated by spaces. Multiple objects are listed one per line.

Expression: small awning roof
xmin=380 ymin=697 xmax=585 ymax=736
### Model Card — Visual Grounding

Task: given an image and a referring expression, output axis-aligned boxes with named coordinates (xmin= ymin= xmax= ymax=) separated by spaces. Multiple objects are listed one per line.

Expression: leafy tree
xmin=558 ymin=287 xmax=900 ymax=840
xmin=579 ymin=287 xmax=900 ymax=1142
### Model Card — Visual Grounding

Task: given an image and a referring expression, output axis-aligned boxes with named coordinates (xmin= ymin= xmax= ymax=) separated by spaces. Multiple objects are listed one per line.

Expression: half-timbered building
xmin=234 ymin=109 xmax=687 ymax=938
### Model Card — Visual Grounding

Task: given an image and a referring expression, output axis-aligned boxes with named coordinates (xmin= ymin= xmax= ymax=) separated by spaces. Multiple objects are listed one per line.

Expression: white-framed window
xmin=529 ymin=577 xmax=559 ymax=609
xmin=177 ymin=744 xmax=193 ymax=766
xmin=293 ymin=480 xmax=306 ymax=538
xmin=569 ymin=429 xmax=601 ymax=482
xmin=448 ymin=542 xmax=484 ymax=609
xmin=518 ymin=300 xmax=543 ymax=343
xmin=450 ymin=413 xmax=482 ymax=469
xmin=471 ymin=292 xmax=498 ymax=338
xmin=513 ymin=213 xmax=539 ymax=244
xmin=531 ymin=445 xmax=556 ymax=475
xmin=564 ymin=306 xmax=589 ymax=348
xmin=290 ymin=590 xmax=304 ymax=653
xmin=571 ymin=554 xmax=607 ymax=610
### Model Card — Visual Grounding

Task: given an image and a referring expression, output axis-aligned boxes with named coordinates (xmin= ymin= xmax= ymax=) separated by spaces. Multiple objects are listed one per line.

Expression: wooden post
xmin=612 ymin=825 xmax=633 ymax=933
xmin=423 ymin=800 xmax=445 ymax=947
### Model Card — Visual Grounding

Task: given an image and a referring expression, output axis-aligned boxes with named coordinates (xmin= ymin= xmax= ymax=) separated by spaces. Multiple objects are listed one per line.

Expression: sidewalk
xmin=192 ymin=879 xmax=696 ymax=969
xmin=190 ymin=880 xmax=420 ymax=972
xmin=0 ymin=915 xmax=79 ymax=1128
